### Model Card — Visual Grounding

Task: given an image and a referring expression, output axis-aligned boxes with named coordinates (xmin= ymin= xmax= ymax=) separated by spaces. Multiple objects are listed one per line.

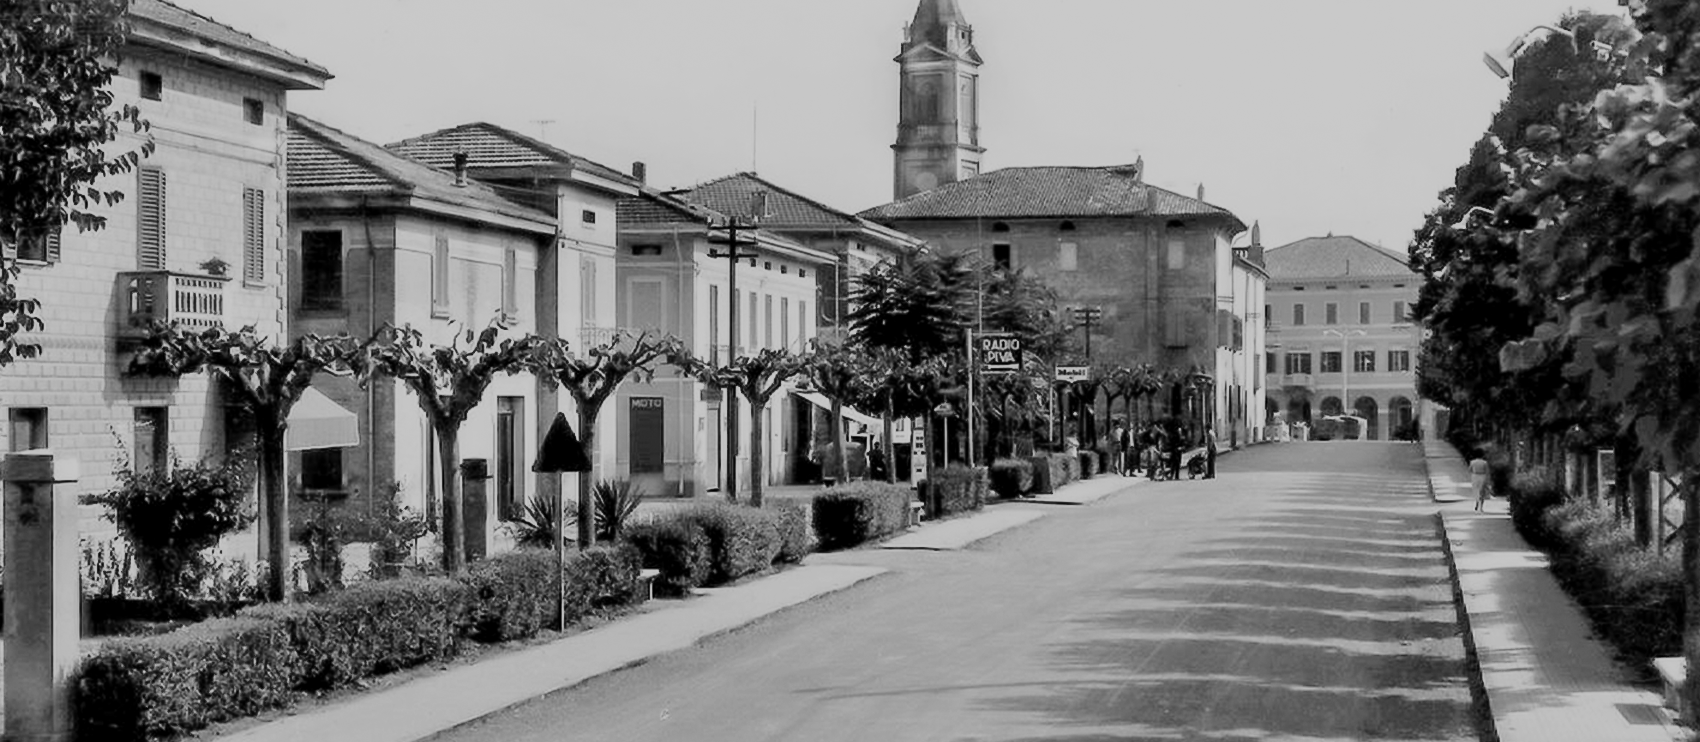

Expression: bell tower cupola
xmin=892 ymin=0 xmax=985 ymax=200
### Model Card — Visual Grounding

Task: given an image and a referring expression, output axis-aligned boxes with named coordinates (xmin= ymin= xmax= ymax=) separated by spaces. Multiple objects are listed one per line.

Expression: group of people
xmin=1107 ymin=417 xmax=1216 ymax=481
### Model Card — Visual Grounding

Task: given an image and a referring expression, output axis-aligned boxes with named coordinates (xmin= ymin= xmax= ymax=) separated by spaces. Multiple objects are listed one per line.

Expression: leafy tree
xmin=92 ymin=449 xmax=254 ymax=605
xmin=128 ymin=324 xmax=366 ymax=601
xmin=2 ymin=0 xmax=153 ymax=362
xmin=697 ymin=348 xmax=810 ymax=506
xmin=532 ymin=331 xmax=689 ymax=548
xmin=362 ymin=324 xmax=540 ymax=574
xmin=801 ymin=338 xmax=887 ymax=482
xmin=849 ymin=250 xmax=978 ymax=363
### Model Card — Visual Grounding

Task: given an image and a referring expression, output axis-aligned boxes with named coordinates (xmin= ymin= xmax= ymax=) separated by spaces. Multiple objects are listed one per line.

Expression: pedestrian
xmin=1471 ymin=450 xmax=1491 ymax=511
xmin=1111 ymin=420 xmax=1128 ymax=476
xmin=1165 ymin=419 xmax=1183 ymax=481
xmin=1148 ymin=425 xmax=1167 ymax=480
xmin=1204 ymin=427 xmax=1218 ymax=479
xmin=869 ymin=442 xmax=889 ymax=482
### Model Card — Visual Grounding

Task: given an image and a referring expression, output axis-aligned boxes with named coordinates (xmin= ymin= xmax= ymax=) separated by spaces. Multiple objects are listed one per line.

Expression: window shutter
xmin=137 ymin=168 xmax=166 ymax=270
xmin=44 ymin=228 xmax=60 ymax=263
xmin=242 ymin=187 xmax=264 ymax=282
xmin=432 ymin=236 xmax=450 ymax=314
xmin=502 ymin=247 xmax=518 ymax=314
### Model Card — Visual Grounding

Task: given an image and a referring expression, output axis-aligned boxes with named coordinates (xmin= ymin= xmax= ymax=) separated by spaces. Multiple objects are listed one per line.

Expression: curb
xmin=1435 ymin=511 xmax=1501 ymax=742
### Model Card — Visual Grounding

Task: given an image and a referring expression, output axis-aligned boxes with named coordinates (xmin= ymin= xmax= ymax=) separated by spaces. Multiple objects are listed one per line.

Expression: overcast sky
xmin=176 ymin=0 xmax=1623 ymax=251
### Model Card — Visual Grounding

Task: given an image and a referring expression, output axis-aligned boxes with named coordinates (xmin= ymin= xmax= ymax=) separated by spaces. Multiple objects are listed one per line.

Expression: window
xmin=763 ymin=261 xmax=772 ymax=271
xmin=495 ymin=397 xmax=524 ymax=521
xmin=1359 ymin=301 xmax=1372 ymax=324
xmin=432 ymin=235 xmax=450 ymax=316
xmin=13 ymin=227 xmax=59 ymax=263
xmin=300 ymin=230 xmax=343 ymax=310
xmin=1325 ymin=303 xmax=1338 ymax=325
xmin=1321 ymin=351 xmax=1342 ymax=373
xmin=243 ymin=97 xmax=263 ymax=125
xmin=300 ymin=449 xmax=342 ymax=491
xmin=581 ymin=209 xmax=597 ymax=226
xmin=631 ymin=244 xmax=662 ymax=257
xmin=137 ymin=167 xmax=166 ymax=270
xmin=798 ymin=269 xmax=806 ymax=279
xmin=780 ymin=297 xmax=790 ymax=349
xmin=764 ymin=294 xmax=773 ymax=348
xmin=748 ymin=291 xmax=758 ymax=348
xmin=1354 ymin=349 xmax=1376 ymax=372
xmin=992 ymin=243 xmax=1011 ymax=270
xmin=1266 ymin=353 xmax=1276 ymax=373
xmin=501 ymin=247 xmax=518 ymax=316
xmin=139 ymin=70 xmax=162 ymax=101
xmin=1166 ymin=239 xmax=1185 ymax=270
xmin=133 ymin=407 xmax=167 ymax=474
xmin=580 ymin=258 xmax=597 ymax=325
xmin=1393 ymin=300 xmax=1408 ymax=322
xmin=1292 ymin=304 xmax=1306 ymax=326
xmin=1285 ymin=352 xmax=1312 ymax=375
xmin=1058 ymin=242 xmax=1078 ymax=271
xmin=708 ymin=284 xmax=720 ymax=364
xmin=1164 ymin=312 xmax=1188 ymax=348
xmin=1389 ymin=350 xmax=1412 ymax=372
xmin=799 ymin=300 xmax=808 ymax=344
xmin=9 ymin=408 xmax=47 ymax=452
xmin=1059 ymin=221 xmax=1076 ymax=232
xmin=991 ymin=222 xmax=1010 ymax=233
xmin=242 ymin=187 xmax=264 ymax=283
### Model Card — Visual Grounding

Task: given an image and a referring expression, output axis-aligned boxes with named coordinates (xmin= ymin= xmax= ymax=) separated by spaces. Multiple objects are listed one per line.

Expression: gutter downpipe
xmin=361 ymin=196 xmax=378 ymax=519
xmin=672 ymin=223 xmax=691 ymax=498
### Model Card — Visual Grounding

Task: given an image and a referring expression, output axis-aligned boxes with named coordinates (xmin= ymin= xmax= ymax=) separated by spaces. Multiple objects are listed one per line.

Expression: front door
xmin=629 ymin=397 xmax=665 ymax=496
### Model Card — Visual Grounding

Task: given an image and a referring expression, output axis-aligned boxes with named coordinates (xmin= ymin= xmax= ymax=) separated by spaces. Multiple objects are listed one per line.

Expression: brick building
xmin=1262 ymin=235 xmax=1422 ymax=440
xmin=0 ymin=1 xmax=329 ymax=540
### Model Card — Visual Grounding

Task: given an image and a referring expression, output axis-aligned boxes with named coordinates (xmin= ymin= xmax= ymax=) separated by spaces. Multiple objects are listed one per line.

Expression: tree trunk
xmin=884 ymin=393 xmax=897 ymax=484
xmin=830 ymin=396 xmax=847 ymax=482
xmin=436 ymin=423 xmax=465 ymax=574
xmin=1682 ymin=470 xmax=1700 ymax=725
xmin=750 ymin=399 xmax=766 ymax=508
xmin=258 ymin=414 xmax=289 ymax=603
xmin=577 ymin=406 xmax=599 ymax=549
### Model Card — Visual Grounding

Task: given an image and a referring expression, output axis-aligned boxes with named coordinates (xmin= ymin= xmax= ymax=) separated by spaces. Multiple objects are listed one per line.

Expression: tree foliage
xmin=1 ymin=0 xmax=154 ymax=362
xmin=695 ymin=347 xmax=810 ymax=505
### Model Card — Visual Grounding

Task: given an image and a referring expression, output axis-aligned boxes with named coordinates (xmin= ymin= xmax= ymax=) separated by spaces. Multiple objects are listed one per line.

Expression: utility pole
xmin=706 ymin=191 xmax=767 ymax=500
xmin=1071 ymin=306 xmax=1103 ymax=444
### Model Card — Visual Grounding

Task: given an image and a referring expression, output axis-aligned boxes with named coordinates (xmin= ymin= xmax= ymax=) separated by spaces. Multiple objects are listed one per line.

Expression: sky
xmin=173 ymin=0 xmax=1625 ymax=251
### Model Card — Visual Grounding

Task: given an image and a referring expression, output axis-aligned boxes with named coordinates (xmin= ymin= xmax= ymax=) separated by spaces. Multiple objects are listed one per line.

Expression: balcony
xmin=1283 ymin=373 xmax=1313 ymax=387
xmin=119 ymin=271 xmax=228 ymax=339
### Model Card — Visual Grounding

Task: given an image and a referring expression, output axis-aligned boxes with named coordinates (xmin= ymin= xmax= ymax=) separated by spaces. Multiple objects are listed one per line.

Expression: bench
xmin=1655 ymin=656 xmax=1686 ymax=718
xmin=637 ymin=568 xmax=660 ymax=602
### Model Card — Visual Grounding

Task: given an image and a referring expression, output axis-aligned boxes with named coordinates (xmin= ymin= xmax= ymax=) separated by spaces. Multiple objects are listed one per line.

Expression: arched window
xmin=1320 ymin=396 xmax=1342 ymax=417
xmin=1354 ymin=396 xmax=1380 ymax=440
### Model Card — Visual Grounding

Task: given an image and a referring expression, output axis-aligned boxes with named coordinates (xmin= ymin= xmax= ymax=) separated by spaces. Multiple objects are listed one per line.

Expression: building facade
xmin=285 ymin=114 xmax=560 ymax=560
xmin=1262 ymin=235 xmax=1422 ymax=440
xmin=0 ymin=1 xmax=329 ymax=541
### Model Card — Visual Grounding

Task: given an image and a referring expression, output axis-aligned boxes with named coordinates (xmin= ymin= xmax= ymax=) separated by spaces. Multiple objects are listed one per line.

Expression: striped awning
xmin=285 ymin=387 xmax=359 ymax=451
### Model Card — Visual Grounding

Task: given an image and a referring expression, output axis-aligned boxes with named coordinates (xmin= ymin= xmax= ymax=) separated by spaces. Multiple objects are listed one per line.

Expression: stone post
xmin=2 ymin=450 xmax=80 ymax=742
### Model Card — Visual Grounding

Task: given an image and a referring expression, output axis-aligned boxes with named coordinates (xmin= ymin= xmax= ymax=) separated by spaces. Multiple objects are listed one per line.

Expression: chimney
xmin=452 ymin=152 xmax=468 ymax=187
xmin=632 ymin=161 xmax=647 ymax=184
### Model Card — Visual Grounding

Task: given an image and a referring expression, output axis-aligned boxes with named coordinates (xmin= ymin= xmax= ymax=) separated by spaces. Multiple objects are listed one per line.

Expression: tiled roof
xmin=386 ymin=123 xmax=638 ymax=187
xmin=130 ymin=0 xmax=329 ymax=78
xmin=1263 ymin=235 xmax=1415 ymax=280
xmin=673 ymin=172 xmax=862 ymax=229
xmin=859 ymin=166 xmax=1244 ymax=229
xmin=287 ymin=114 xmax=553 ymax=227
xmin=616 ymin=191 xmax=720 ymax=226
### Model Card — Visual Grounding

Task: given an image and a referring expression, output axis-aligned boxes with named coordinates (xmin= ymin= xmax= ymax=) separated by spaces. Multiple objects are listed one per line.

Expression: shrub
xmin=929 ymin=464 xmax=987 ymax=517
xmin=766 ymin=499 xmax=812 ymax=564
xmin=623 ymin=519 xmax=712 ymax=595
xmin=295 ymin=497 xmax=356 ymax=595
xmin=679 ymin=504 xmax=782 ymax=584
xmin=366 ymin=484 xmax=429 ymax=578
xmin=593 ymin=479 xmax=645 ymax=542
xmin=506 ymin=493 xmax=573 ymax=550
xmin=1536 ymin=497 xmax=1683 ymax=661
xmin=1076 ymin=451 xmax=1098 ymax=480
xmin=1507 ymin=469 xmax=1566 ymax=547
xmin=989 ymin=458 xmax=1034 ymax=498
xmin=1047 ymin=453 xmax=1079 ymax=487
xmin=813 ymin=482 xmax=912 ymax=551
xmin=241 ymin=576 xmax=468 ymax=690
xmin=92 ymin=451 xmax=254 ymax=605
xmin=1027 ymin=455 xmax=1054 ymax=494
xmin=564 ymin=542 xmax=643 ymax=619
xmin=460 ymin=549 xmax=557 ymax=642
xmin=77 ymin=617 xmax=297 ymax=741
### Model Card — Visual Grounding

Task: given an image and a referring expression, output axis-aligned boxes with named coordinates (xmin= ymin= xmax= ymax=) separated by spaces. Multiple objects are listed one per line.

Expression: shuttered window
xmin=242 ymin=188 xmax=264 ymax=283
xmin=137 ymin=167 xmax=166 ymax=270
xmin=580 ymin=259 xmax=596 ymax=325
xmin=502 ymin=247 xmax=518 ymax=315
xmin=11 ymin=227 xmax=59 ymax=263
xmin=432 ymin=236 xmax=450 ymax=316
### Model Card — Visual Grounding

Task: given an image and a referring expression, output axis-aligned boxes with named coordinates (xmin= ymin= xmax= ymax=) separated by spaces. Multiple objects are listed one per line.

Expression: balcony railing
xmin=119 ymin=271 xmax=228 ymax=338
xmin=578 ymin=326 xmax=623 ymax=348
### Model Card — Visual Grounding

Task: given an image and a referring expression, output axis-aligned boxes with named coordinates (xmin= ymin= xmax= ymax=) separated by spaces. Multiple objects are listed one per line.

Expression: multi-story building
xmin=285 ymin=114 xmax=560 ymax=559
xmin=614 ymin=191 xmax=838 ymax=497
xmin=0 ymin=1 xmax=329 ymax=539
xmin=1262 ymin=235 xmax=1422 ymax=440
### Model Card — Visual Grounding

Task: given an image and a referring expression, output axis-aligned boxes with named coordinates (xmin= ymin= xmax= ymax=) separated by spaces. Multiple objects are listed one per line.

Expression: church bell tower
xmin=892 ymin=0 xmax=984 ymax=200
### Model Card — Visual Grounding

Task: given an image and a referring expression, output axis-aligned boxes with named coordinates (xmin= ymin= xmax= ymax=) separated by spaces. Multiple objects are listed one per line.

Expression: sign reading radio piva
xmin=977 ymin=333 xmax=1022 ymax=373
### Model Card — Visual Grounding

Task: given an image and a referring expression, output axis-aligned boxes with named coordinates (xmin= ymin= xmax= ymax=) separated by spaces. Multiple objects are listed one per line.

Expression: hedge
xmin=767 ymin=499 xmax=812 ymax=564
xmin=676 ymin=503 xmax=783 ymax=584
xmin=813 ymin=482 xmax=912 ymax=551
xmin=927 ymin=464 xmax=987 ymax=517
xmin=77 ymin=617 xmax=297 ymax=741
xmin=1538 ymin=497 xmax=1682 ymax=660
xmin=989 ymin=457 xmax=1034 ymax=498
xmin=1049 ymin=453 xmax=1079 ymax=487
xmin=1507 ymin=469 xmax=1565 ymax=548
xmin=1027 ymin=455 xmax=1054 ymax=494
xmin=1076 ymin=451 xmax=1098 ymax=480
xmin=564 ymin=542 xmax=643 ymax=617
xmin=461 ymin=548 xmax=557 ymax=642
xmin=240 ymin=576 xmax=469 ymax=691
xmin=624 ymin=518 xmax=713 ymax=595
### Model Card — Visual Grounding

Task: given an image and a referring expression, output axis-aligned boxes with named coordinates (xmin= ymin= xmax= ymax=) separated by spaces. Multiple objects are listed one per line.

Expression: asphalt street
xmin=438 ymin=442 xmax=1475 ymax=742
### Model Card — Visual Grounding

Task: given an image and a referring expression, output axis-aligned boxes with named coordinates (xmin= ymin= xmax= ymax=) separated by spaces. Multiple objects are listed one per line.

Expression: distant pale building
xmin=1262 ymin=235 xmax=1422 ymax=440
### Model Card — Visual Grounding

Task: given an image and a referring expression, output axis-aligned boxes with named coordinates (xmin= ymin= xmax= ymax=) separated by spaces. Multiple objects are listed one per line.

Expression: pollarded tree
xmin=362 ymin=324 xmax=541 ymax=574
xmin=533 ymin=331 xmax=689 ymax=548
xmin=128 ymin=323 xmax=366 ymax=602
xmin=1 ymin=0 xmax=154 ymax=363
xmin=697 ymin=347 xmax=810 ymax=506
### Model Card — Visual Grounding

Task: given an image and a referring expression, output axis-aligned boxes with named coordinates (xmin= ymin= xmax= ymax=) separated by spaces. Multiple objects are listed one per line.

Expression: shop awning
xmin=792 ymin=390 xmax=882 ymax=429
xmin=286 ymin=387 xmax=360 ymax=451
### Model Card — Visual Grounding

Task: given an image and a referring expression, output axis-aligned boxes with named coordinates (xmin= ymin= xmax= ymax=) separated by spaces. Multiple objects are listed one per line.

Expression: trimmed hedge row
xmin=1537 ymin=497 xmax=1682 ymax=660
xmin=813 ymin=482 xmax=912 ymax=551
xmin=76 ymin=544 xmax=642 ymax=741
xmin=989 ymin=457 xmax=1034 ymax=498
xmin=926 ymin=464 xmax=988 ymax=517
xmin=624 ymin=502 xmax=794 ymax=595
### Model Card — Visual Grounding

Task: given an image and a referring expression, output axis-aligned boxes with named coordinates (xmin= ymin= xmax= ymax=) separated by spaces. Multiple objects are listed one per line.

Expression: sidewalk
xmin=1424 ymin=438 xmax=1687 ymax=742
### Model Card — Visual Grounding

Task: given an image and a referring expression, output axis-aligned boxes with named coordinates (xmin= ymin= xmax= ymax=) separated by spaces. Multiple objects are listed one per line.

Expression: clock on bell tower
xmin=892 ymin=0 xmax=984 ymax=200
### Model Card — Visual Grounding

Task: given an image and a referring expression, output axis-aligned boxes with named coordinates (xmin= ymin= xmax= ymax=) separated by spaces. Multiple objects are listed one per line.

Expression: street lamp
xmin=1483 ymin=25 xmax=1576 ymax=79
xmin=1323 ymin=328 xmax=1366 ymax=418
xmin=1449 ymin=206 xmax=1496 ymax=232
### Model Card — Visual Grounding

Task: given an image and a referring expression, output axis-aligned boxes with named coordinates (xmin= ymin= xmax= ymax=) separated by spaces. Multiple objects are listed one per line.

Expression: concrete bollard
xmin=2 ymin=450 xmax=81 ymax=742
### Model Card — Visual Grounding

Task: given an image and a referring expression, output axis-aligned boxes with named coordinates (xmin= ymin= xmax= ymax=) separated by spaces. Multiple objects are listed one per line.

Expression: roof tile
xmin=130 ymin=0 xmax=329 ymax=77
xmin=1263 ymin=235 xmax=1415 ymax=280
xmin=387 ymin=123 xmax=637 ymax=186
xmin=859 ymin=165 xmax=1243 ymax=229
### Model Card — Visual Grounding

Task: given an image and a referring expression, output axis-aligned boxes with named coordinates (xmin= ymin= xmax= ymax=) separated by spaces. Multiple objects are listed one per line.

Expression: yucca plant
xmin=593 ymin=479 xmax=645 ymax=542
xmin=508 ymin=494 xmax=575 ymax=549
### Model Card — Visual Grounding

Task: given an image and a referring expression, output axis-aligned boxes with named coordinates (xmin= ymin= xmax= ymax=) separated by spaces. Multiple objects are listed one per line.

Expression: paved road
xmin=441 ymin=442 xmax=1475 ymax=742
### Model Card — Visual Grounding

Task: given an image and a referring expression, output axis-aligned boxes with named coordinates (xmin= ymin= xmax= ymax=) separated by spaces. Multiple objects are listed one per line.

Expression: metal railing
xmin=118 ymin=270 xmax=227 ymax=336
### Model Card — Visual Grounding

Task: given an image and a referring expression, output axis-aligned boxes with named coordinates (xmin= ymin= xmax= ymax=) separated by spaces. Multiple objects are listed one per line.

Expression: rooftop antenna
xmin=532 ymin=119 xmax=555 ymax=142
xmin=751 ymin=101 xmax=759 ymax=173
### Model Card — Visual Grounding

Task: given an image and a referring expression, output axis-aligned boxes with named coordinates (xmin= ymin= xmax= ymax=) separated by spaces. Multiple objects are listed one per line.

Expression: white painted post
xmin=2 ymin=450 xmax=81 ymax=742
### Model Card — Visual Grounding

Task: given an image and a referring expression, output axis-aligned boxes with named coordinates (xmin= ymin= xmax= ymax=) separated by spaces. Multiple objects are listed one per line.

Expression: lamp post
xmin=1071 ymin=306 xmax=1102 ymax=443
xmin=1323 ymin=328 xmax=1366 ymax=418
xmin=707 ymin=191 xmax=767 ymax=500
